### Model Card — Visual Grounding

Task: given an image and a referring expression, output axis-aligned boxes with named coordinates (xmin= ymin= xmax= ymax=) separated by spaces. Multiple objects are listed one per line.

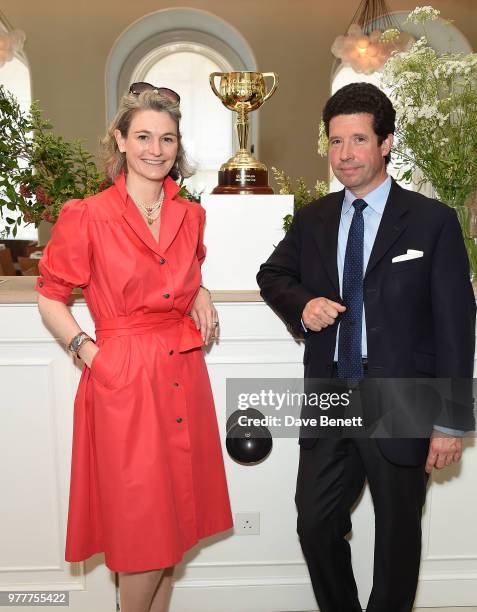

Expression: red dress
xmin=35 ymin=174 xmax=233 ymax=572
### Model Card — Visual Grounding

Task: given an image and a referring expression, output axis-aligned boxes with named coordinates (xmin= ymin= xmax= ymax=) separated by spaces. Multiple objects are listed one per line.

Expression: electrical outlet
xmin=235 ymin=512 xmax=260 ymax=535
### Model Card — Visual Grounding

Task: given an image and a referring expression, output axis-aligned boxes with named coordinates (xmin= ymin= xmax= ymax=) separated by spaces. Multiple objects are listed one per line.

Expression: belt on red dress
xmin=94 ymin=311 xmax=203 ymax=353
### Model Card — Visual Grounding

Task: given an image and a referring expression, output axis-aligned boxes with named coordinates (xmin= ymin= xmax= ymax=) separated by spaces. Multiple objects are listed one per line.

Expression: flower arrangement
xmin=381 ymin=5 xmax=477 ymax=273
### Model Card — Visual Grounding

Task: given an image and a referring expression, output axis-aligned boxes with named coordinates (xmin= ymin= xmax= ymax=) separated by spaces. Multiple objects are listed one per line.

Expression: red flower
xmin=20 ymin=184 xmax=32 ymax=198
xmin=23 ymin=212 xmax=35 ymax=223
xmin=41 ymin=210 xmax=53 ymax=223
xmin=35 ymin=187 xmax=54 ymax=206
xmin=35 ymin=186 xmax=49 ymax=205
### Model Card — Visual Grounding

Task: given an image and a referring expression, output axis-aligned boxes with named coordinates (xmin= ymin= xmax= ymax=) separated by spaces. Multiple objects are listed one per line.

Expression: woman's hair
xmin=100 ymin=90 xmax=194 ymax=181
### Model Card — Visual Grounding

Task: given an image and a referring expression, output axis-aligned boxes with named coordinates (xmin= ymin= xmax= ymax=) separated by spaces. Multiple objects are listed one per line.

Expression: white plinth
xmin=200 ymin=194 xmax=294 ymax=290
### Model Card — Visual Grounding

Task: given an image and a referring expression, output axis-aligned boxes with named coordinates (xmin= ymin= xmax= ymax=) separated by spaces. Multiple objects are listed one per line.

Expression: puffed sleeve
xmin=197 ymin=205 xmax=207 ymax=266
xmin=35 ymin=198 xmax=92 ymax=303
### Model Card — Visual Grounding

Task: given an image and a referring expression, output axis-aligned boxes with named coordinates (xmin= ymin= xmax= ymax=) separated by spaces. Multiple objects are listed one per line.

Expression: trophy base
xmin=212 ymin=167 xmax=274 ymax=195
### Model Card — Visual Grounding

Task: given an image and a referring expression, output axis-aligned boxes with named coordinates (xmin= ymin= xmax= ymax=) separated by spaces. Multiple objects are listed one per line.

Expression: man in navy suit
xmin=257 ymin=83 xmax=475 ymax=611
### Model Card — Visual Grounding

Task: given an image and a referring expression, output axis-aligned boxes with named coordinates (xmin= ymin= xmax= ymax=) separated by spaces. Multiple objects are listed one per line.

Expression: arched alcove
xmin=105 ymin=9 xmax=257 ymax=192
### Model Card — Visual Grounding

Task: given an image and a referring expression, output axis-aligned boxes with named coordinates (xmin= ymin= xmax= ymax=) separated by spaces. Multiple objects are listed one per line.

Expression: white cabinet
xmin=1 ymin=293 xmax=476 ymax=611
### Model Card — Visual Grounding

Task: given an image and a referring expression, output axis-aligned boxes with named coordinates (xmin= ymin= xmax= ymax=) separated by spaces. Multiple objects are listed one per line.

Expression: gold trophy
xmin=209 ymin=71 xmax=278 ymax=194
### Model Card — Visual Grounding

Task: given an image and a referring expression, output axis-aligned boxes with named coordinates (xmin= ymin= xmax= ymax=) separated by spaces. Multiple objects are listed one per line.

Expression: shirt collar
xmin=342 ymin=174 xmax=392 ymax=216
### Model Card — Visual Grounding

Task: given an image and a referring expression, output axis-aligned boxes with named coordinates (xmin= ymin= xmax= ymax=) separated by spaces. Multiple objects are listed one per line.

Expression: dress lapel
xmin=158 ymin=184 xmax=187 ymax=254
xmin=364 ymin=178 xmax=410 ymax=279
xmin=115 ymin=173 xmax=186 ymax=256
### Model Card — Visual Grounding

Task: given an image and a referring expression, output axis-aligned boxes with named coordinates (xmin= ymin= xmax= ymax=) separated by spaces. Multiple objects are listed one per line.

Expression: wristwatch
xmin=68 ymin=332 xmax=93 ymax=357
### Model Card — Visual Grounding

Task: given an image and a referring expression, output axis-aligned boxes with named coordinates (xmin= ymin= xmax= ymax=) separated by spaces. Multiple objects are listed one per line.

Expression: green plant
xmin=381 ymin=5 xmax=477 ymax=274
xmin=0 ymin=85 xmax=109 ymax=236
xmin=272 ymin=167 xmax=329 ymax=233
xmin=178 ymin=178 xmax=202 ymax=203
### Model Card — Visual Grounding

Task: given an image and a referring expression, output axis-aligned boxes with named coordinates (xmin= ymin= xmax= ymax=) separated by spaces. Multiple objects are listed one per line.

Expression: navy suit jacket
xmin=257 ymin=179 xmax=476 ymax=465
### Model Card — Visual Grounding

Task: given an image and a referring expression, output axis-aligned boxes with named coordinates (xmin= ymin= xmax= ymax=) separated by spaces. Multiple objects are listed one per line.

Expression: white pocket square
xmin=392 ymin=249 xmax=424 ymax=263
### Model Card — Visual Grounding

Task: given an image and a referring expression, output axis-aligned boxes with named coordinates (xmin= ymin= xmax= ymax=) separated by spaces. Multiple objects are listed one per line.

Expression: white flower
xmin=317 ymin=120 xmax=328 ymax=157
xmin=406 ymin=5 xmax=440 ymax=24
xmin=380 ymin=28 xmax=400 ymax=43
xmin=380 ymin=4 xmax=477 ymax=220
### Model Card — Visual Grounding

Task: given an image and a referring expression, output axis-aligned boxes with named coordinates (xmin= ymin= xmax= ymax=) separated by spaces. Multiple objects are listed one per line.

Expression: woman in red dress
xmin=36 ymin=83 xmax=233 ymax=612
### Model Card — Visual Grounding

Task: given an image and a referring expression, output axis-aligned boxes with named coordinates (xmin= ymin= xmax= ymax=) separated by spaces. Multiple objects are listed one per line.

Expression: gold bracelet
xmin=200 ymin=284 xmax=211 ymax=295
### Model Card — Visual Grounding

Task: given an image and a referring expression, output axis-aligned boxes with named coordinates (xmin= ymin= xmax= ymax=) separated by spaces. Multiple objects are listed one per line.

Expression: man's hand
xmin=425 ymin=430 xmax=463 ymax=474
xmin=302 ymin=297 xmax=346 ymax=332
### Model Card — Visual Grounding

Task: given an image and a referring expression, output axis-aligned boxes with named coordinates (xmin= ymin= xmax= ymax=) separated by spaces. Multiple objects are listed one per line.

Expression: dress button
xmin=176 ymin=417 xmax=183 ymax=423
xmin=39 ymin=281 xmax=44 ymax=287
xmin=159 ymin=258 xmax=166 ymax=265
xmin=173 ymin=382 xmax=179 ymax=387
xmin=163 ymin=293 xmax=170 ymax=299
xmin=169 ymin=350 xmax=174 ymax=355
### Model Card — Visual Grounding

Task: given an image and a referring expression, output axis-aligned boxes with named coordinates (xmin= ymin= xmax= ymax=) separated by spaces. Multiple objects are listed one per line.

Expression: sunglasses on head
xmin=129 ymin=82 xmax=180 ymax=104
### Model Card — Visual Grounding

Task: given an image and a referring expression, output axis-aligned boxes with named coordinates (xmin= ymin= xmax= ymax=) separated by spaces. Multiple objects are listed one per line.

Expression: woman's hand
xmin=77 ymin=340 xmax=100 ymax=368
xmin=190 ymin=286 xmax=219 ymax=344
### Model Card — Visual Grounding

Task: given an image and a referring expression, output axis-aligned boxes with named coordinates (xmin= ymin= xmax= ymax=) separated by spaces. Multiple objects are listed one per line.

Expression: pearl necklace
xmin=131 ymin=189 xmax=165 ymax=225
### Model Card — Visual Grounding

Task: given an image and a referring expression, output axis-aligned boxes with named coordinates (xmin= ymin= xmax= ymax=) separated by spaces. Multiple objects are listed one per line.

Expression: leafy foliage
xmin=0 ymin=85 xmax=109 ymax=236
xmin=272 ymin=167 xmax=329 ymax=232
xmin=178 ymin=178 xmax=202 ymax=203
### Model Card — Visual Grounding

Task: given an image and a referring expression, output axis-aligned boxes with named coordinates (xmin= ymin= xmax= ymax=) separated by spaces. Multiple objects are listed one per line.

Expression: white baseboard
xmin=169 ymin=581 xmax=317 ymax=612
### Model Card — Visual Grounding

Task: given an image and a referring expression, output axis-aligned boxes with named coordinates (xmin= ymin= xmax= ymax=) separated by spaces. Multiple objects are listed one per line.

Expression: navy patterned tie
xmin=337 ymin=199 xmax=368 ymax=381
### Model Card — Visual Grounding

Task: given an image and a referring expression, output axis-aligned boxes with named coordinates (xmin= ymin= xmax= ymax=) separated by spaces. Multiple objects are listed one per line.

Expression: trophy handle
xmin=262 ymin=72 xmax=279 ymax=103
xmin=209 ymin=72 xmax=225 ymax=99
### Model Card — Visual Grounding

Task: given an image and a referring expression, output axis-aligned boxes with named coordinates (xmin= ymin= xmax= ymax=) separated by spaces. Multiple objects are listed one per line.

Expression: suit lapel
xmin=364 ymin=178 xmax=410 ymax=278
xmin=312 ymin=190 xmax=344 ymax=295
xmin=309 ymin=179 xmax=411 ymax=291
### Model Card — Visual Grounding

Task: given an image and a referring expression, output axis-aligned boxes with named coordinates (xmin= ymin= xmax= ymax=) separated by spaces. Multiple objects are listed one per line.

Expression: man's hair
xmin=322 ymin=82 xmax=396 ymax=165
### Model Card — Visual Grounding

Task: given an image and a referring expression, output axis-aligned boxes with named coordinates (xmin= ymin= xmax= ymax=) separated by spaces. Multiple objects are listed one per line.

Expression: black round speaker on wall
xmin=226 ymin=408 xmax=272 ymax=465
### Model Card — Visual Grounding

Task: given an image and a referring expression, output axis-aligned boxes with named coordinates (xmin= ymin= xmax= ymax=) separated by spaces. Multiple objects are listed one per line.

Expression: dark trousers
xmin=295 ymin=436 xmax=429 ymax=612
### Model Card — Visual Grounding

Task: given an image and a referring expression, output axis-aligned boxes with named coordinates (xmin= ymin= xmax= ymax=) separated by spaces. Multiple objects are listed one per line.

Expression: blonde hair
xmin=100 ymin=90 xmax=194 ymax=181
